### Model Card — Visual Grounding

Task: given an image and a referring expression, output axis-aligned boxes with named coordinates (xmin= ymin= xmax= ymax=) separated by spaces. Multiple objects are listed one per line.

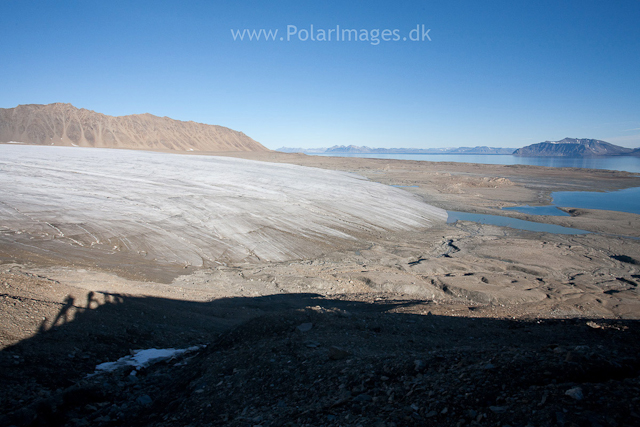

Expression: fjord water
xmin=315 ymin=153 xmax=640 ymax=173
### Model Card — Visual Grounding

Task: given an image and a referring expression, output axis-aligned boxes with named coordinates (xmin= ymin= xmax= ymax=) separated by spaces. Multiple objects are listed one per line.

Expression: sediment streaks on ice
xmin=0 ymin=146 xmax=447 ymax=265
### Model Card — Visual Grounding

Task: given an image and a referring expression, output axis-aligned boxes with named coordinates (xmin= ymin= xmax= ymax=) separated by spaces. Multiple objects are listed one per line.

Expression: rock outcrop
xmin=0 ymin=103 xmax=268 ymax=152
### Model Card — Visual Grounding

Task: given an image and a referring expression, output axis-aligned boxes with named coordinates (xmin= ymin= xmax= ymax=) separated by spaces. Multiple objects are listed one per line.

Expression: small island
xmin=513 ymin=137 xmax=640 ymax=157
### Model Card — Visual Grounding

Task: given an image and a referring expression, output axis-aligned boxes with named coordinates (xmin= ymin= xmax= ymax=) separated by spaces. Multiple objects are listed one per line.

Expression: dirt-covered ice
xmin=2 ymin=148 xmax=640 ymax=427
xmin=0 ymin=146 xmax=446 ymax=267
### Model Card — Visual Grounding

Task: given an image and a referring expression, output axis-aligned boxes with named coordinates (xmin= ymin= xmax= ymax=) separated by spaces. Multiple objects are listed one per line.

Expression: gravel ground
xmin=2 ymin=288 xmax=639 ymax=427
xmin=2 ymin=150 xmax=640 ymax=426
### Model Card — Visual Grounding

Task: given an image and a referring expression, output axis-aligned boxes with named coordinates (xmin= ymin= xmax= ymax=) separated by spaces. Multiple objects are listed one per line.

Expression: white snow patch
xmin=92 ymin=345 xmax=202 ymax=374
xmin=4 ymin=141 xmax=23 ymax=144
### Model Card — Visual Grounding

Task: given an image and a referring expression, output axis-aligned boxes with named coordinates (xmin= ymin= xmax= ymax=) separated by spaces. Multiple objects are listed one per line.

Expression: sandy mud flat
xmin=1 ymin=146 xmax=640 ymax=426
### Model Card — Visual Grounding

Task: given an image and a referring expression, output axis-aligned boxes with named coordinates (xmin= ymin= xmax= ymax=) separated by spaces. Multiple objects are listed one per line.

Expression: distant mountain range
xmin=513 ymin=138 xmax=635 ymax=157
xmin=0 ymin=103 xmax=267 ymax=152
xmin=3 ymin=108 xmax=637 ymax=158
xmin=280 ymin=139 xmax=640 ymax=157
xmin=277 ymin=145 xmax=516 ymax=155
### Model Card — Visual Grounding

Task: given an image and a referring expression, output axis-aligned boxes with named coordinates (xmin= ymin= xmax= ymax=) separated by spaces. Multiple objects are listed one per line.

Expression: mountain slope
xmin=513 ymin=138 xmax=632 ymax=157
xmin=0 ymin=103 xmax=268 ymax=152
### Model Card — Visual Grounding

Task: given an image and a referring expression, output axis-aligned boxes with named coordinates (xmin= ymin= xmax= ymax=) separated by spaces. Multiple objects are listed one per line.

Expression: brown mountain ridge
xmin=0 ymin=103 xmax=268 ymax=152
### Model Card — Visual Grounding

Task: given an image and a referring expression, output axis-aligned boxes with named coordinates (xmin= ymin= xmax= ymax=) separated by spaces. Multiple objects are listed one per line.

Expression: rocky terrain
xmin=0 ymin=104 xmax=267 ymax=152
xmin=1 ymin=267 xmax=639 ymax=427
xmin=2 ymin=148 xmax=640 ymax=426
xmin=513 ymin=138 xmax=632 ymax=157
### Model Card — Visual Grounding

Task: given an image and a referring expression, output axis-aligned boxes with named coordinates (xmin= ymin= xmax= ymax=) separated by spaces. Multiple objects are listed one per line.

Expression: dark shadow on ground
xmin=1 ymin=291 xmax=639 ymax=427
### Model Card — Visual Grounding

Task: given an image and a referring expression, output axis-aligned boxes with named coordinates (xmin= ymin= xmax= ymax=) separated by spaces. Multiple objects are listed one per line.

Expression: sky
xmin=1 ymin=0 xmax=639 ymax=149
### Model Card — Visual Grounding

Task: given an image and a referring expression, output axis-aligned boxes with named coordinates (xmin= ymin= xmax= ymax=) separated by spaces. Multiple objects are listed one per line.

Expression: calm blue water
xmin=552 ymin=186 xmax=640 ymax=215
xmin=503 ymin=187 xmax=640 ymax=216
xmin=447 ymin=211 xmax=589 ymax=235
xmin=314 ymin=153 xmax=640 ymax=173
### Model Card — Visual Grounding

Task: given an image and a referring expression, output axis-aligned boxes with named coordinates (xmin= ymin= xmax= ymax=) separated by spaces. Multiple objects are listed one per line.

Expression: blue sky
xmin=1 ymin=0 xmax=639 ymax=149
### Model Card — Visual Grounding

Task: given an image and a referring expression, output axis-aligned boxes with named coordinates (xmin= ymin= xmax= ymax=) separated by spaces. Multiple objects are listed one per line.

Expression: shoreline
xmin=2 ymin=147 xmax=640 ymax=426
xmin=0 ymin=147 xmax=638 ymax=317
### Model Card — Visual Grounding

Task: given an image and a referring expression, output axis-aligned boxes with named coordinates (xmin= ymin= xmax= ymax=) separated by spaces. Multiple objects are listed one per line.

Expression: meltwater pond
xmin=552 ymin=187 xmax=640 ymax=215
xmin=447 ymin=211 xmax=589 ymax=235
xmin=503 ymin=187 xmax=640 ymax=216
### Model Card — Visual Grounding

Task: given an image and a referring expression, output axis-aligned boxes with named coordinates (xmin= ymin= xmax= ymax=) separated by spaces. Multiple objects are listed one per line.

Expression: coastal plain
xmin=2 ymin=146 xmax=640 ymax=426
xmin=212 ymin=150 xmax=640 ymax=317
xmin=3 ymin=146 xmax=640 ymax=332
